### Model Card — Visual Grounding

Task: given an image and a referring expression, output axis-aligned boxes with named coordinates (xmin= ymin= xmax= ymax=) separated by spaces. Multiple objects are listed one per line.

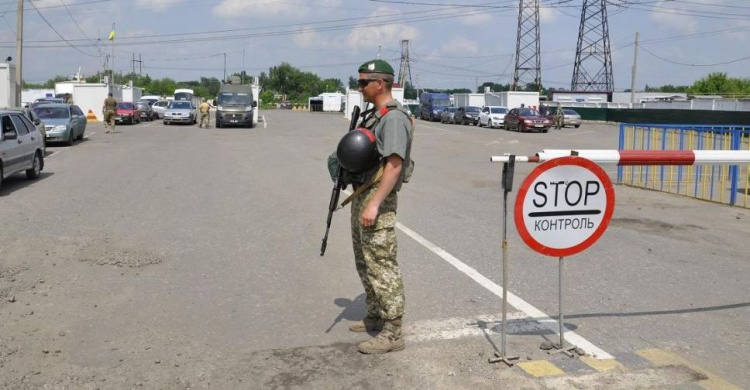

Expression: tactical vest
xmin=338 ymin=100 xmax=415 ymax=207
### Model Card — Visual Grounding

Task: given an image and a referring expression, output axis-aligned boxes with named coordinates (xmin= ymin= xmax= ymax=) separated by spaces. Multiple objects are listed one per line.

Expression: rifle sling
xmin=339 ymin=164 xmax=384 ymax=208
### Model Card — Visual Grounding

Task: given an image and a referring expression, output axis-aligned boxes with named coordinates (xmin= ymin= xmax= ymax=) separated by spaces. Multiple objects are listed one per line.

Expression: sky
xmin=1 ymin=0 xmax=748 ymax=92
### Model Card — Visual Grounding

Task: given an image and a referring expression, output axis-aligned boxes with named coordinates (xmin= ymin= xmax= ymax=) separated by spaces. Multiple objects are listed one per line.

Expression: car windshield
xmin=447 ymin=107 xmax=456 ymax=113
xmin=117 ymin=103 xmax=134 ymax=109
xmin=490 ymin=107 xmax=507 ymax=114
xmin=33 ymin=107 xmax=69 ymax=119
xmin=136 ymin=103 xmax=149 ymax=109
xmin=218 ymin=92 xmax=251 ymax=105
xmin=563 ymin=109 xmax=578 ymax=115
xmin=433 ymin=99 xmax=451 ymax=106
xmin=466 ymin=106 xmax=480 ymax=113
xmin=169 ymin=101 xmax=191 ymax=109
xmin=519 ymin=108 xmax=540 ymax=116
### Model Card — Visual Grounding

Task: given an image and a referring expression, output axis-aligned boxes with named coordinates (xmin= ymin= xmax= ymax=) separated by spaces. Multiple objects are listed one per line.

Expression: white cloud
xmin=294 ymin=28 xmax=317 ymax=48
xmin=212 ymin=0 xmax=342 ymax=19
xmin=539 ymin=7 xmax=557 ymax=24
xmin=443 ymin=37 xmax=479 ymax=55
xmin=648 ymin=1 xmax=697 ymax=33
xmin=458 ymin=12 xmax=492 ymax=26
xmin=346 ymin=8 xmax=420 ymax=51
xmin=136 ymin=0 xmax=185 ymax=12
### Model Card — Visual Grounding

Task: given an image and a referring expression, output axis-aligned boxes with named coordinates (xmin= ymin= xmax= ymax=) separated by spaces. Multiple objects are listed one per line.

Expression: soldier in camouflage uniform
xmin=347 ymin=59 xmax=414 ymax=354
xmin=554 ymin=102 xmax=564 ymax=130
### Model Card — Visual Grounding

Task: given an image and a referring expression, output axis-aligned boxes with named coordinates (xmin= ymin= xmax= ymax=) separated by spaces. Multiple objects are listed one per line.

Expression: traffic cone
xmin=86 ymin=110 xmax=99 ymax=123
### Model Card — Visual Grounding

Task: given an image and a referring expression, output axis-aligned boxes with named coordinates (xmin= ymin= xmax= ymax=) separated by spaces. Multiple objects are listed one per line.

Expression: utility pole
xmin=15 ymin=0 xmax=23 ymax=106
xmin=111 ymin=22 xmax=115 ymax=85
xmin=223 ymin=53 xmax=226 ymax=82
xmin=630 ymin=31 xmax=639 ymax=105
xmin=132 ymin=52 xmax=135 ymax=74
xmin=139 ymin=53 xmax=142 ymax=75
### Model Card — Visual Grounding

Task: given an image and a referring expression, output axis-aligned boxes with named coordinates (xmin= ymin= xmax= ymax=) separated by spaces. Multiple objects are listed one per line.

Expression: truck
xmin=419 ymin=92 xmax=451 ymax=122
xmin=215 ymin=83 xmax=257 ymax=128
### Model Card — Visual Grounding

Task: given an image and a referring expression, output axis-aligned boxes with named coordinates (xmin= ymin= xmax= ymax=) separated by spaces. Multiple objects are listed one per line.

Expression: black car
xmin=454 ymin=106 xmax=481 ymax=125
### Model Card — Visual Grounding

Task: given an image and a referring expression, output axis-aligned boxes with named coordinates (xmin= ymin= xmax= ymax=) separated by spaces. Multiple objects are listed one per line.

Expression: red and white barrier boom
xmin=490 ymin=150 xmax=750 ymax=165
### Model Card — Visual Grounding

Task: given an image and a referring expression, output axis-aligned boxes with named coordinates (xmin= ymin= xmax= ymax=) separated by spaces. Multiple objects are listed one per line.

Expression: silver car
xmin=163 ymin=100 xmax=196 ymax=125
xmin=562 ymin=109 xmax=582 ymax=128
xmin=151 ymin=100 xmax=169 ymax=119
xmin=33 ymin=104 xmax=87 ymax=145
xmin=0 ymin=110 xmax=45 ymax=191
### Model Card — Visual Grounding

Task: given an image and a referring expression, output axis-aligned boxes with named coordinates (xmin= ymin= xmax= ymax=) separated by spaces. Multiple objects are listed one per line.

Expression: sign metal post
xmin=489 ymin=156 xmax=520 ymax=366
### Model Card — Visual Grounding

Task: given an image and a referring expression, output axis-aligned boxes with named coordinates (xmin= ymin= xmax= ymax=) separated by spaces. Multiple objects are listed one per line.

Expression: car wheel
xmin=216 ymin=121 xmax=222 ymax=129
xmin=78 ymin=130 xmax=85 ymax=141
xmin=575 ymin=125 xmax=580 ymax=128
xmin=0 ymin=165 xmax=3 ymax=192
xmin=489 ymin=119 xmax=494 ymax=128
xmin=67 ymin=130 xmax=75 ymax=146
xmin=26 ymin=152 xmax=41 ymax=180
xmin=543 ymin=128 xmax=549 ymax=133
xmin=478 ymin=119 xmax=483 ymax=127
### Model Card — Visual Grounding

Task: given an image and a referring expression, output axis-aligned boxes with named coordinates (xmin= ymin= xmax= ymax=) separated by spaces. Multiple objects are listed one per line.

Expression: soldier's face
xmin=358 ymin=73 xmax=381 ymax=103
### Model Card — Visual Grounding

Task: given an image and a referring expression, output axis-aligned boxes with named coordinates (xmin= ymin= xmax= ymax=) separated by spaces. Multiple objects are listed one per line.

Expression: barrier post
xmin=489 ymin=155 xmax=519 ymax=366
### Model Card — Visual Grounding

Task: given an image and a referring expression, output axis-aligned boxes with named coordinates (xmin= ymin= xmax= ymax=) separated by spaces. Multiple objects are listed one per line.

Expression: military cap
xmin=358 ymin=59 xmax=394 ymax=76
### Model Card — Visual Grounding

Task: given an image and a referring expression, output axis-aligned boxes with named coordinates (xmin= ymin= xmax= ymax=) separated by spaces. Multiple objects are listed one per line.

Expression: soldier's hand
xmin=361 ymin=203 xmax=379 ymax=228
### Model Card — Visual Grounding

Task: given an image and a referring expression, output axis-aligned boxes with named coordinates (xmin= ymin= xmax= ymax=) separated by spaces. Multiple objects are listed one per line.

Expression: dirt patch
xmin=77 ymin=245 xmax=166 ymax=268
xmin=610 ymin=218 xmax=705 ymax=235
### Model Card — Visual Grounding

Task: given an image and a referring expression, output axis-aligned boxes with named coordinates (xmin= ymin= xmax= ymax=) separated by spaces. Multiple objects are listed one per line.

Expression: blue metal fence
xmin=618 ymin=124 xmax=750 ymax=208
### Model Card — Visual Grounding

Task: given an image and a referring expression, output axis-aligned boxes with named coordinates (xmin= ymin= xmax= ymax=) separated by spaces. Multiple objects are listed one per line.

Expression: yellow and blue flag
xmin=108 ymin=30 xmax=115 ymax=41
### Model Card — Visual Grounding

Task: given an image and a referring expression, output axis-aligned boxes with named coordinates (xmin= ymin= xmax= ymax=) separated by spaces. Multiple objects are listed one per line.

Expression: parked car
xmin=163 ymin=100 xmax=196 ymax=125
xmin=440 ymin=107 xmax=457 ymax=124
xmin=33 ymin=103 xmax=87 ymax=145
xmin=115 ymin=102 xmax=141 ymax=125
xmin=504 ymin=107 xmax=552 ymax=132
xmin=32 ymin=98 xmax=64 ymax=107
xmin=151 ymin=100 xmax=169 ymax=119
xmin=0 ymin=110 xmax=45 ymax=191
xmin=135 ymin=101 xmax=155 ymax=121
xmin=556 ymin=109 xmax=582 ymax=128
xmin=3 ymin=107 xmax=46 ymax=151
xmin=455 ymin=106 xmax=481 ymax=125
xmin=478 ymin=106 xmax=509 ymax=128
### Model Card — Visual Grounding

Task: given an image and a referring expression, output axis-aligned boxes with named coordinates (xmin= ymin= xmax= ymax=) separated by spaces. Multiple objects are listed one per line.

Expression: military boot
xmin=357 ymin=318 xmax=404 ymax=354
xmin=348 ymin=315 xmax=384 ymax=333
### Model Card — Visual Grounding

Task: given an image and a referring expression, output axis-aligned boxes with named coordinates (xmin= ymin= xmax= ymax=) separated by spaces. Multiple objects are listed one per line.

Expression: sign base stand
xmin=549 ymin=344 xmax=578 ymax=358
xmin=489 ymin=351 xmax=520 ymax=366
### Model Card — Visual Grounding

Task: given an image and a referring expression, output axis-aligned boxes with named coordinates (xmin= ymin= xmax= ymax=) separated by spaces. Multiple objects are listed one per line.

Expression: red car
xmin=115 ymin=102 xmax=141 ymax=125
xmin=504 ymin=107 xmax=552 ymax=133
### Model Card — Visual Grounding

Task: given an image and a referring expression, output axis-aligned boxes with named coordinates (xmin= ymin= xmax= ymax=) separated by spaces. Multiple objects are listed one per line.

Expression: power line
xmin=27 ymin=0 xmax=99 ymax=57
xmin=640 ymin=46 xmax=750 ymax=67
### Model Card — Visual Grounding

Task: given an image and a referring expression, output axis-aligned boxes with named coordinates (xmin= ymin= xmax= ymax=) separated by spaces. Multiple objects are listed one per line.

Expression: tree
xmin=688 ymin=72 xmax=750 ymax=96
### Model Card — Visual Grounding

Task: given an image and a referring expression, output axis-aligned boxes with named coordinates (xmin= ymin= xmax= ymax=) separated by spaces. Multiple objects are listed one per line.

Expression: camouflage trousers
xmin=350 ymin=186 xmax=405 ymax=321
xmin=200 ymin=112 xmax=210 ymax=127
xmin=104 ymin=110 xmax=116 ymax=131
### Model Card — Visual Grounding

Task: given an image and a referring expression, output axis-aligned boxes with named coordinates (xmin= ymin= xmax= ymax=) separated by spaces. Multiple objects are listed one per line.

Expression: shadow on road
xmin=324 ymin=294 xmax=367 ymax=333
xmin=0 ymin=171 xmax=54 ymax=196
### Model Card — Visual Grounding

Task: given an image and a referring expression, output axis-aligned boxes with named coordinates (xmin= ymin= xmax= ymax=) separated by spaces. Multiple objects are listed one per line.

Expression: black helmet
xmin=337 ymin=128 xmax=378 ymax=173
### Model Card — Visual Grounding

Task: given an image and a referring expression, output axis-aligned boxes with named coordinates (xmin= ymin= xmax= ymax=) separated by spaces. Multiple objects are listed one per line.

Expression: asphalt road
xmin=0 ymin=111 xmax=748 ymax=389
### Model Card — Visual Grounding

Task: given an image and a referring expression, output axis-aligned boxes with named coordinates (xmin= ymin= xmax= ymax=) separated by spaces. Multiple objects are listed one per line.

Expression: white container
xmin=484 ymin=91 xmax=540 ymax=110
xmin=0 ymin=63 xmax=16 ymax=107
xmin=454 ymin=93 xmax=485 ymax=108
xmin=70 ymin=84 xmax=122 ymax=122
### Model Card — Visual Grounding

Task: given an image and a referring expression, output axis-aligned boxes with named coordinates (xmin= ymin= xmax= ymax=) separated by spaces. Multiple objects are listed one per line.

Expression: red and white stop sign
xmin=514 ymin=156 xmax=615 ymax=257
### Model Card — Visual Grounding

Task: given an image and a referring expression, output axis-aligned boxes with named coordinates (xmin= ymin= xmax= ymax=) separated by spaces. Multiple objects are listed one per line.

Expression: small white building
xmin=453 ymin=93 xmax=485 ymax=108
xmin=22 ymin=89 xmax=55 ymax=105
xmin=484 ymin=91 xmax=540 ymax=109
xmin=0 ymin=63 xmax=17 ymax=107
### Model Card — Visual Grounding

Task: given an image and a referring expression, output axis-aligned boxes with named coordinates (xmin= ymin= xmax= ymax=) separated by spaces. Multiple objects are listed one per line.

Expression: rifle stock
xmin=320 ymin=105 xmax=361 ymax=256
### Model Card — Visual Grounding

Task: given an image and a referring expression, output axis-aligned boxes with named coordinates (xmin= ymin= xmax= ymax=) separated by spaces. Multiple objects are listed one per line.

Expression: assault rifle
xmin=320 ymin=105 xmax=361 ymax=256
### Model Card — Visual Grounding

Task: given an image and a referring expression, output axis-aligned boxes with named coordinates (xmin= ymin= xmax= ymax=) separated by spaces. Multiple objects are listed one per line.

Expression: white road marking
xmin=262 ymin=115 xmax=267 ymax=129
xmin=408 ymin=312 xmax=539 ymax=342
xmin=567 ymin=130 xmax=595 ymax=136
xmin=485 ymin=139 xmax=519 ymax=146
xmin=395 ymin=222 xmax=613 ymax=359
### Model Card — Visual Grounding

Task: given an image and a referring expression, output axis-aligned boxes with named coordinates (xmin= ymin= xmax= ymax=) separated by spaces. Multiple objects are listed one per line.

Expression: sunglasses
xmin=357 ymin=79 xmax=380 ymax=87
